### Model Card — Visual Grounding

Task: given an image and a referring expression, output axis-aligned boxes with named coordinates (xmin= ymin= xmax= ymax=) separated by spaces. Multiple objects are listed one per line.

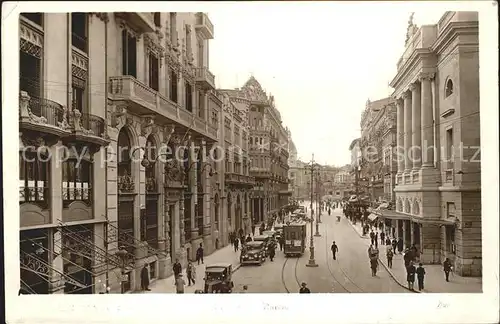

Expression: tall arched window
xmin=144 ymin=136 xmax=158 ymax=247
xmin=117 ymin=128 xmax=134 ymax=272
xmin=145 ymin=136 xmax=157 ymax=192
xmin=118 ymin=129 xmax=131 ymax=178
xmin=445 ymin=79 xmax=454 ymax=97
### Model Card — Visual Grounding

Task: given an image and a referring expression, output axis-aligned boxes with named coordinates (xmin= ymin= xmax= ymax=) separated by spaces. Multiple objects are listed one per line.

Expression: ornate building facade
xmin=19 ymin=12 xmax=222 ymax=294
xmin=359 ymin=97 xmax=397 ymax=203
xmin=219 ymin=92 xmax=254 ymax=238
xmin=221 ymin=77 xmax=292 ymax=226
xmin=384 ymin=11 xmax=481 ymax=276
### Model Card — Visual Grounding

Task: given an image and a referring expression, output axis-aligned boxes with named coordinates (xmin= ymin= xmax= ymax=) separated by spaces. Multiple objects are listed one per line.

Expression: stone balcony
xmin=115 ymin=12 xmax=155 ymax=33
xmin=225 ymin=172 xmax=255 ymax=188
xmin=19 ymin=91 xmax=71 ymax=138
xmin=19 ymin=91 xmax=109 ymax=148
xmin=250 ymin=168 xmax=271 ymax=179
xmin=108 ymin=75 xmax=218 ymax=141
xmin=195 ymin=12 xmax=214 ymax=39
xmin=195 ymin=67 xmax=215 ymax=90
xmin=67 ymin=107 xmax=109 ymax=148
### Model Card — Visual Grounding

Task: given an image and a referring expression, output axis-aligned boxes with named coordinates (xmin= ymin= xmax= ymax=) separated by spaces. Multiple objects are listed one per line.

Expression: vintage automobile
xmin=253 ymin=235 xmax=271 ymax=255
xmin=240 ymin=241 xmax=267 ymax=265
xmin=203 ymin=263 xmax=234 ymax=293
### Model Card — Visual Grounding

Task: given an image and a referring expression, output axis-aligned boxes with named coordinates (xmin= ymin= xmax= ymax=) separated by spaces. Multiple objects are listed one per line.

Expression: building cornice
xmin=431 ymin=21 xmax=479 ymax=55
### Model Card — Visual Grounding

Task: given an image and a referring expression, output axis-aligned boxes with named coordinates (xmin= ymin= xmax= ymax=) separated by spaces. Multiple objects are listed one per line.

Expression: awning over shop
xmin=368 ymin=213 xmax=378 ymax=221
xmin=378 ymin=210 xmax=458 ymax=226
xmin=378 ymin=210 xmax=412 ymax=220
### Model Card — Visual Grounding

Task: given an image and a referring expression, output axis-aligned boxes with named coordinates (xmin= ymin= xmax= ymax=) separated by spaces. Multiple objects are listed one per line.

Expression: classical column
xmin=395 ymin=98 xmax=404 ymax=175
xmin=409 ymin=82 xmax=422 ymax=170
xmin=420 ymin=73 xmax=435 ymax=168
xmin=402 ymin=91 xmax=412 ymax=172
xmin=189 ymin=142 xmax=198 ymax=239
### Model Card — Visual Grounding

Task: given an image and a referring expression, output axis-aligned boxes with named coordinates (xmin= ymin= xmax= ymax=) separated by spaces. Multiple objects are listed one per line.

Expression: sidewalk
xmin=144 ymin=244 xmax=241 ymax=294
xmin=346 ymin=218 xmax=482 ymax=293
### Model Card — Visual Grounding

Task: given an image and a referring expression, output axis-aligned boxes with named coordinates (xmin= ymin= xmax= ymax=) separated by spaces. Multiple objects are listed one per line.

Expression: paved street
xmin=145 ymin=202 xmax=481 ymax=294
xmin=232 ymin=203 xmax=408 ymax=293
xmin=346 ymin=217 xmax=482 ymax=293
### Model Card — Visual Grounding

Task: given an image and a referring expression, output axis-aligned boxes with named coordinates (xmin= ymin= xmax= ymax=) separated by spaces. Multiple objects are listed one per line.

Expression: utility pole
xmin=306 ymin=153 xmax=318 ymax=267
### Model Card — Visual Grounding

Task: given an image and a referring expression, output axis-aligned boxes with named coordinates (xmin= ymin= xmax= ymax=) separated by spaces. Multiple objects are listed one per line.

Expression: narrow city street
xmin=231 ymin=203 xmax=408 ymax=293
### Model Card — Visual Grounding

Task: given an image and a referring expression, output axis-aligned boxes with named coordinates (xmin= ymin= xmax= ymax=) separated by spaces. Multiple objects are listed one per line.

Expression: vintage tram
xmin=283 ymin=221 xmax=307 ymax=257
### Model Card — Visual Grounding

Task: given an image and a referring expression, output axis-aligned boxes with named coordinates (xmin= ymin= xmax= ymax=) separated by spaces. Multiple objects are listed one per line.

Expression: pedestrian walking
xmin=380 ymin=232 xmax=385 ymax=245
xmin=397 ymin=237 xmax=404 ymax=254
xmin=370 ymin=258 xmax=378 ymax=276
xmin=234 ymin=237 xmax=240 ymax=252
xmin=196 ymin=243 xmax=204 ymax=265
xmin=403 ymin=248 xmax=411 ymax=267
xmin=443 ymin=258 xmax=453 ymax=282
xmin=269 ymin=244 xmax=276 ymax=261
xmin=279 ymin=236 xmax=284 ymax=251
xmin=175 ymin=274 xmax=186 ymax=294
xmin=299 ymin=282 xmax=311 ymax=293
xmin=416 ymin=262 xmax=426 ymax=291
xmin=328 ymin=208 xmax=331 ymax=216
xmin=370 ymin=230 xmax=375 ymax=245
xmin=385 ymin=237 xmax=391 ymax=246
xmin=386 ymin=247 xmax=394 ymax=268
xmin=368 ymin=244 xmax=374 ymax=256
xmin=392 ymin=238 xmax=398 ymax=254
xmin=374 ymin=232 xmax=379 ymax=248
xmin=406 ymin=261 xmax=416 ymax=291
xmin=141 ymin=264 xmax=151 ymax=291
xmin=172 ymin=258 xmax=182 ymax=283
xmin=186 ymin=262 xmax=197 ymax=286
xmin=331 ymin=241 xmax=339 ymax=260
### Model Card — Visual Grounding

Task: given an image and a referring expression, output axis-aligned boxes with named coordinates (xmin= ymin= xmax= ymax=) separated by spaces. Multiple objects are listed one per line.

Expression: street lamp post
xmin=314 ymin=173 xmax=321 ymax=236
xmin=305 ymin=154 xmax=319 ymax=268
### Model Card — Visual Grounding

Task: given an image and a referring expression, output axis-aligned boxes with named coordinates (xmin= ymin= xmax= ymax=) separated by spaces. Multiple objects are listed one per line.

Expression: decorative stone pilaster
xmin=410 ymin=82 xmax=422 ymax=170
xmin=402 ymin=91 xmax=412 ymax=173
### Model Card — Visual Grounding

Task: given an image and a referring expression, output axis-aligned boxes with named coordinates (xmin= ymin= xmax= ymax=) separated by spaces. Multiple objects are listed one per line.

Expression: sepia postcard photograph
xmin=2 ymin=1 xmax=498 ymax=323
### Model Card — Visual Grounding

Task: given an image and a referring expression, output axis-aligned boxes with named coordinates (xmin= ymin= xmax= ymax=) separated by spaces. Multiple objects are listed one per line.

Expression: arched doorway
xmin=117 ymin=127 xmax=134 ymax=292
xmin=144 ymin=135 xmax=158 ymax=249
xmin=236 ymin=194 xmax=242 ymax=236
xmin=227 ymin=193 xmax=232 ymax=232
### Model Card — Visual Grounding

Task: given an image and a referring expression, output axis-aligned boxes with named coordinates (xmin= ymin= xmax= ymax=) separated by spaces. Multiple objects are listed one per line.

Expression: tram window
xmin=291 ymin=232 xmax=296 ymax=240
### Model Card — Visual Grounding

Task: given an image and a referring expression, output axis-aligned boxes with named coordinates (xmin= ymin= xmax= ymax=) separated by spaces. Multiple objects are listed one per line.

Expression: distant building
xmin=359 ymin=97 xmax=397 ymax=203
xmin=221 ymin=77 xmax=292 ymax=226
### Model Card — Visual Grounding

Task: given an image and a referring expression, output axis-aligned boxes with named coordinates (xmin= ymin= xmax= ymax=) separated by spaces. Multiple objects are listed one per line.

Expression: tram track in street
xmin=281 ymin=256 xmax=301 ymax=293
xmin=325 ymin=224 xmax=366 ymax=293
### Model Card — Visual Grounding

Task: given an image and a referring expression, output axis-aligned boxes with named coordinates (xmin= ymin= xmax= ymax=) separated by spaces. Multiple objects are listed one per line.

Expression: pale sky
xmin=208 ymin=3 xmax=448 ymax=166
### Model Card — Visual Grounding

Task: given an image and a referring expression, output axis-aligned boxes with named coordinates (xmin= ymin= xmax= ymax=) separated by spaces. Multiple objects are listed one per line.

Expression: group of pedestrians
xmin=168 ymin=243 xmax=205 ymax=294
